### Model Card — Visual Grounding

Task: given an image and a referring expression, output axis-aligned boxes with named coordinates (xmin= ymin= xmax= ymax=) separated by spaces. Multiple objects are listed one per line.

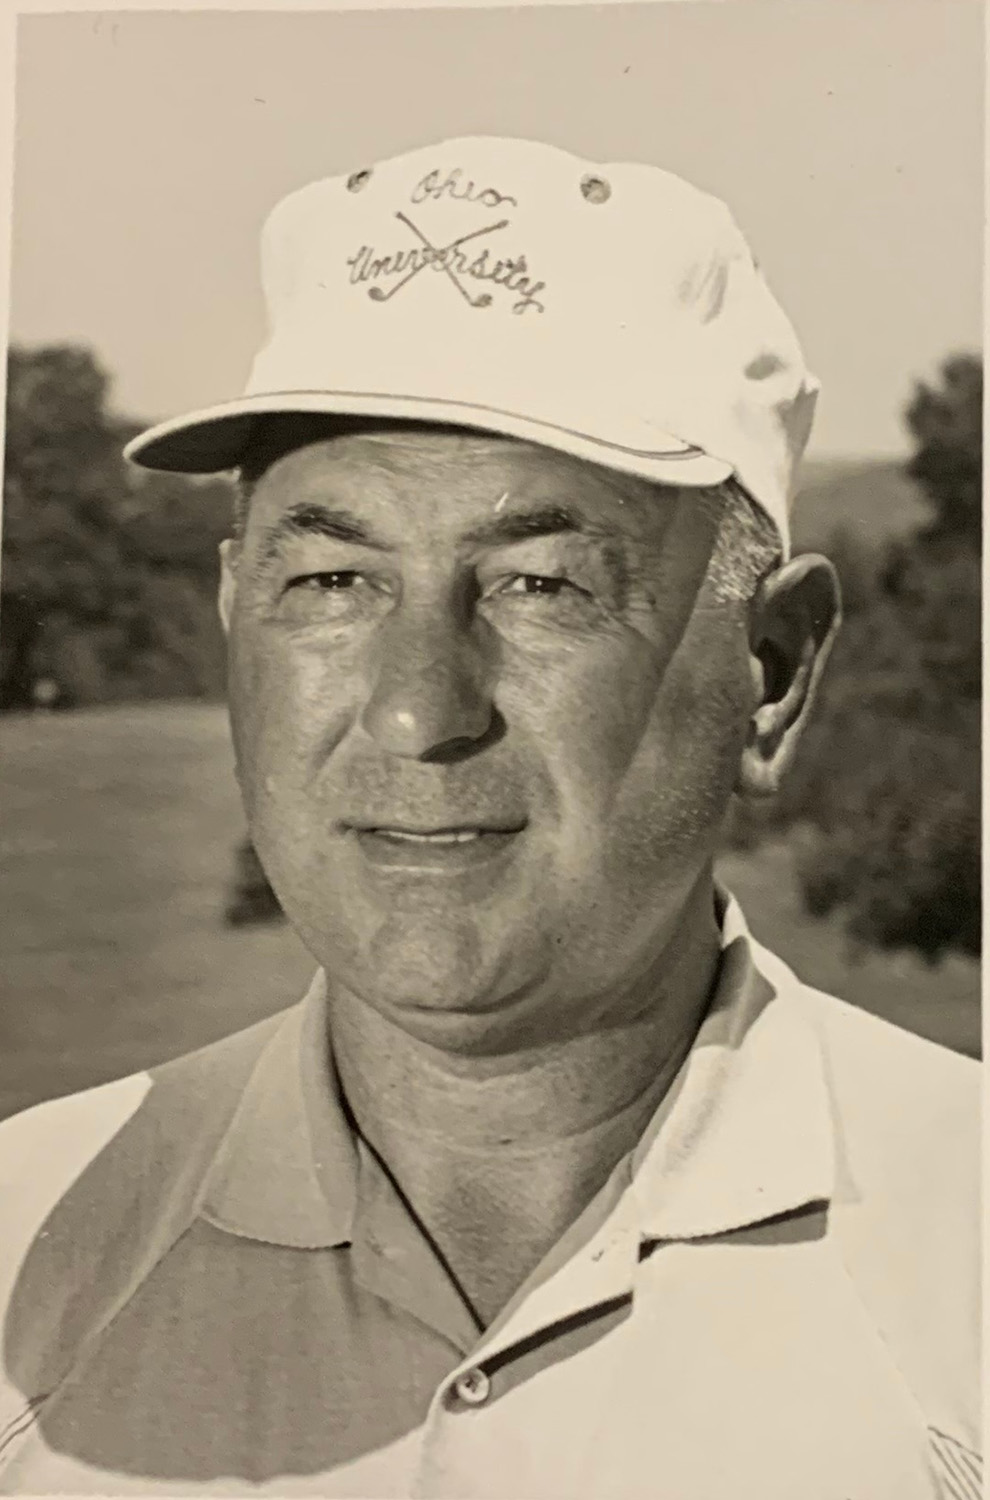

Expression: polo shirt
xmin=0 ymin=896 xmax=980 ymax=1498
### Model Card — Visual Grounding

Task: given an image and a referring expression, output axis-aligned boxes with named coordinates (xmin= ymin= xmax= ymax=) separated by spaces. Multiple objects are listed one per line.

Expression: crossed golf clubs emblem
xmin=367 ymin=211 xmax=510 ymax=308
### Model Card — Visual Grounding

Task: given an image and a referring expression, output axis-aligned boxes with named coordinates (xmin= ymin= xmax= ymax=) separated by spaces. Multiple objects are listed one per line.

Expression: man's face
xmin=221 ymin=426 xmax=755 ymax=1051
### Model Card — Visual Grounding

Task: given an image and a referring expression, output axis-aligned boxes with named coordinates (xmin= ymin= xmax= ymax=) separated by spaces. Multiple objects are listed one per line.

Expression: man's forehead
xmin=245 ymin=418 xmax=679 ymax=524
xmin=245 ymin=414 xmax=501 ymax=466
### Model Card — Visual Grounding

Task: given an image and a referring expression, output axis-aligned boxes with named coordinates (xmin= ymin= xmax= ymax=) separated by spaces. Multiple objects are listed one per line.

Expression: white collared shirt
xmin=0 ymin=897 xmax=980 ymax=1498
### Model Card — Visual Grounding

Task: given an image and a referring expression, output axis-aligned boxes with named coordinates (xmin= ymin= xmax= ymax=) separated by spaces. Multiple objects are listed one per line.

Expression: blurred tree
xmin=225 ymin=838 xmax=284 ymax=927
xmin=2 ymin=346 xmax=130 ymax=706
xmin=2 ymin=343 xmax=233 ymax=709
xmin=904 ymin=353 xmax=981 ymax=549
xmin=765 ymin=355 xmax=981 ymax=961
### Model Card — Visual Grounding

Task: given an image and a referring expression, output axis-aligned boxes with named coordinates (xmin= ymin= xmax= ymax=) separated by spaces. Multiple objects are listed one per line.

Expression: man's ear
xmin=218 ymin=538 xmax=239 ymax=637
xmin=737 ymin=553 xmax=841 ymax=799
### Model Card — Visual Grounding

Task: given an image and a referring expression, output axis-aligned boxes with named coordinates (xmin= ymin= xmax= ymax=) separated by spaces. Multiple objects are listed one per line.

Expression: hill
xmin=793 ymin=457 xmax=926 ymax=550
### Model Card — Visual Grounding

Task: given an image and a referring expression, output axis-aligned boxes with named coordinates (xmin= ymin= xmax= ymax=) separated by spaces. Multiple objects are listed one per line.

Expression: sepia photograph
xmin=0 ymin=1 xmax=982 ymax=1494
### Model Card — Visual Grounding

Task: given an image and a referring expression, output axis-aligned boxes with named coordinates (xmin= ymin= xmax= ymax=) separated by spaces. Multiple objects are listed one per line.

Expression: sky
xmin=7 ymin=0 xmax=984 ymax=460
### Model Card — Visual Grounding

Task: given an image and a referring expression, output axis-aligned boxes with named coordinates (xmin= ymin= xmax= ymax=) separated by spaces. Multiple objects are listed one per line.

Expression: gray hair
xmin=697 ymin=476 xmax=782 ymax=604
xmin=231 ymin=474 xmax=255 ymax=541
xmin=232 ymin=460 xmax=780 ymax=604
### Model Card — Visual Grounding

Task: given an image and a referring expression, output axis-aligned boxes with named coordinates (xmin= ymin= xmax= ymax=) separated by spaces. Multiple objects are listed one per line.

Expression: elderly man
xmin=0 ymin=138 xmax=979 ymax=1498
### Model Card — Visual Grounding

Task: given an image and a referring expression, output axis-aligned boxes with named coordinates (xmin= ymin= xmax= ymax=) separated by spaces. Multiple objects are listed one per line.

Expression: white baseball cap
xmin=125 ymin=135 xmax=819 ymax=553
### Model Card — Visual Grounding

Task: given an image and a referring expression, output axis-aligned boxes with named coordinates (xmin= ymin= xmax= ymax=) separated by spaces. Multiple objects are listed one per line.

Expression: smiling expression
xmin=221 ymin=425 xmax=756 ymax=1050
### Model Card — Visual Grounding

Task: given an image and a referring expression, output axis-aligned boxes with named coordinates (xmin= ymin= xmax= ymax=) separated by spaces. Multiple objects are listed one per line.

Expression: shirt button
xmin=453 ymin=1367 xmax=491 ymax=1406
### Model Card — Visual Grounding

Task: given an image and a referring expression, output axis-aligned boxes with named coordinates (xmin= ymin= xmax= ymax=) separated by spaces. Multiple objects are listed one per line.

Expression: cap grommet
xmin=453 ymin=1368 xmax=491 ymax=1407
xmin=346 ymin=168 xmax=372 ymax=193
xmin=580 ymin=174 xmax=611 ymax=205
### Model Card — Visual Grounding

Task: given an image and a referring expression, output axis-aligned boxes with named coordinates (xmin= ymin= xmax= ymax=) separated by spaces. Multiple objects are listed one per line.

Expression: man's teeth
xmin=379 ymin=829 xmax=482 ymax=844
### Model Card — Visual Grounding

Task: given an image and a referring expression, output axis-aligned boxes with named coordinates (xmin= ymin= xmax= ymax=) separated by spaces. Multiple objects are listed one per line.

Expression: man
xmin=0 ymin=137 xmax=979 ymax=1497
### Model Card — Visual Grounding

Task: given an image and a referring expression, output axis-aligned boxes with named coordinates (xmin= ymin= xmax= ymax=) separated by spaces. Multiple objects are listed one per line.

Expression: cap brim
xmin=123 ymin=389 xmax=733 ymax=490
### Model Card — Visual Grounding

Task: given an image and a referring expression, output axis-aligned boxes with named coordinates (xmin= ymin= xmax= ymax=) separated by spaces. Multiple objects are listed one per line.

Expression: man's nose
xmin=359 ymin=602 xmax=497 ymax=760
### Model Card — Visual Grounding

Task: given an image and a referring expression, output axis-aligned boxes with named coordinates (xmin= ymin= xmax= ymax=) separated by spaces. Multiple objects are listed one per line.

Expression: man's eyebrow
xmin=461 ymin=505 xmax=588 ymax=549
xmin=261 ymin=503 xmax=392 ymax=559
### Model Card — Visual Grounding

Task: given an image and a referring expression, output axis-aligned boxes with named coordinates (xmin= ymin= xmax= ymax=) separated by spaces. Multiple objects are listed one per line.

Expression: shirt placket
xmin=411 ymin=1192 xmax=643 ymax=1500
xmin=348 ymin=1138 xmax=480 ymax=1358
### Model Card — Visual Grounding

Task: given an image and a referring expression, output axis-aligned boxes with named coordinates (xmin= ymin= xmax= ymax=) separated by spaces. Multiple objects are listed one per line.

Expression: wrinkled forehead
xmin=239 ymin=414 xmax=701 ymax=542
xmin=240 ymin=413 xmax=480 ymax=480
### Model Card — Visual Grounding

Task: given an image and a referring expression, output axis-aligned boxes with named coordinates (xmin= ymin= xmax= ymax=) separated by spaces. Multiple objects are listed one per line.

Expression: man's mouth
xmin=367 ymin=827 xmax=510 ymax=844
xmin=346 ymin=821 xmax=526 ymax=871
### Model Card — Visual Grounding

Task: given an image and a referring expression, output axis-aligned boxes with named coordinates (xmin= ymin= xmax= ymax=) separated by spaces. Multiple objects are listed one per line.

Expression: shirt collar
xmin=200 ymin=970 xmax=357 ymax=1248
xmin=200 ymin=891 xmax=835 ymax=1250
xmin=629 ymin=892 xmax=835 ymax=1239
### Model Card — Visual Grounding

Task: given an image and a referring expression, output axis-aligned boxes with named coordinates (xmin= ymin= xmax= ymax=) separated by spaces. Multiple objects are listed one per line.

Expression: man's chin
xmin=328 ymin=912 xmax=551 ymax=1052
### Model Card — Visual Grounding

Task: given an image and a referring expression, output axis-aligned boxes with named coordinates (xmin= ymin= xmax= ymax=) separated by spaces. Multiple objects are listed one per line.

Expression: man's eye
xmin=502 ymin=574 xmax=572 ymax=597
xmin=286 ymin=571 xmax=359 ymax=592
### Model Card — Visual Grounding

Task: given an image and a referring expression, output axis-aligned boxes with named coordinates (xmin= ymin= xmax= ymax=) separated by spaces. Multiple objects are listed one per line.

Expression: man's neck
xmin=327 ymin=872 xmax=722 ymax=1326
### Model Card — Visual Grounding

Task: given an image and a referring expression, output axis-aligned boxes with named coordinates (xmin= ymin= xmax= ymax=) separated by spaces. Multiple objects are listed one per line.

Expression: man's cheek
xmin=603 ymin=648 xmax=750 ymax=870
xmin=228 ymin=634 xmax=306 ymax=805
xmin=639 ymin=672 xmax=749 ymax=849
xmin=234 ymin=647 xmax=364 ymax=826
xmin=524 ymin=648 xmax=666 ymax=802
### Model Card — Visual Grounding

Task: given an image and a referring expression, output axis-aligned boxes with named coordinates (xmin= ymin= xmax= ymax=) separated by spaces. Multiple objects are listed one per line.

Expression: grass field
xmin=0 ymin=702 xmax=979 ymax=1122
